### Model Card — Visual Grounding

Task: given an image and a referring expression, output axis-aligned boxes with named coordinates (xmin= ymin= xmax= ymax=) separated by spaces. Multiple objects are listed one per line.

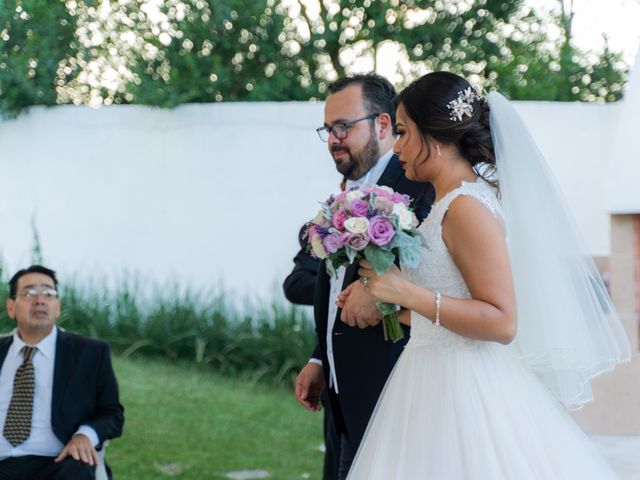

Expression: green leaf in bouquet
xmin=388 ymin=213 xmax=400 ymax=230
xmin=345 ymin=246 xmax=357 ymax=265
xmin=364 ymin=245 xmax=395 ymax=275
xmin=333 ymin=249 xmax=348 ymax=264
xmin=395 ymin=232 xmax=423 ymax=268
xmin=326 ymin=259 xmax=337 ymax=278
xmin=389 ymin=228 xmax=412 ymax=249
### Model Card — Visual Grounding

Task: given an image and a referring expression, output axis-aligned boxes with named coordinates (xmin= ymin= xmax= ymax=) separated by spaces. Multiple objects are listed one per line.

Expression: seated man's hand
xmin=54 ymin=433 xmax=99 ymax=466
xmin=295 ymin=363 xmax=326 ymax=412
xmin=339 ymin=280 xmax=382 ymax=328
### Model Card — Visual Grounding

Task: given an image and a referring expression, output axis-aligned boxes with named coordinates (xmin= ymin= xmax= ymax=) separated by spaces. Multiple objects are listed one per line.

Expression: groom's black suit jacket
xmin=312 ymin=155 xmax=434 ymax=449
xmin=0 ymin=329 xmax=124 ymax=452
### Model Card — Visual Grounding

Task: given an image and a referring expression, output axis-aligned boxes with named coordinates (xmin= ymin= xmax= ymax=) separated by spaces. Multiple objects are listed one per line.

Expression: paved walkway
xmin=591 ymin=434 xmax=640 ymax=479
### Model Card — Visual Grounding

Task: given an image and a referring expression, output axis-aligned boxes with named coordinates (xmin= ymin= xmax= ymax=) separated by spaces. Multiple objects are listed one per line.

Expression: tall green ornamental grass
xmin=0 ymin=271 xmax=316 ymax=389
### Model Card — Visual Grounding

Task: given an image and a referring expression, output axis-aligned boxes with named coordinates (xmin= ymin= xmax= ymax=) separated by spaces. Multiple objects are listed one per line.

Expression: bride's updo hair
xmin=395 ymin=72 xmax=496 ymax=185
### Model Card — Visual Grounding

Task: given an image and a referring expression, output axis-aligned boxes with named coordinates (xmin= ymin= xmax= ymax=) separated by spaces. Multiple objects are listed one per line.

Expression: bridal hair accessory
xmin=434 ymin=291 xmax=442 ymax=326
xmin=448 ymin=87 xmax=482 ymax=122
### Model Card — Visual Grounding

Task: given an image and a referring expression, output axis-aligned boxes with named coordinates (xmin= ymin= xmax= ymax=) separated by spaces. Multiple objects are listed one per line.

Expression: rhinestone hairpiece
xmin=447 ymin=87 xmax=481 ymax=122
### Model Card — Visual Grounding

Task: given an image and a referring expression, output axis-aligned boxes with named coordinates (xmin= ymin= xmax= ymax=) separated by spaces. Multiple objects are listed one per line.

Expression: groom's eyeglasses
xmin=316 ymin=113 xmax=379 ymax=142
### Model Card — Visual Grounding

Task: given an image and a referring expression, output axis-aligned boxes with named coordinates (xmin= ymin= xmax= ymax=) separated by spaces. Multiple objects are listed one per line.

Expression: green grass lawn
xmin=108 ymin=357 xmax=324 ymax=479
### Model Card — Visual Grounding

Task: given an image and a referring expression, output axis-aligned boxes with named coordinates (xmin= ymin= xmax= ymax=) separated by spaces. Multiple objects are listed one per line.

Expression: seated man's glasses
xmin=16 ymin=287 xmax=59 ymax=301
xmin=316 ymin=113 xmax=379 ymax=142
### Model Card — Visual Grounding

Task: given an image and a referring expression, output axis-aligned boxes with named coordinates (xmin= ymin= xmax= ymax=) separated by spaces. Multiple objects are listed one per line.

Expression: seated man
xmin=0 ymin=265 xmax=124 ymax=480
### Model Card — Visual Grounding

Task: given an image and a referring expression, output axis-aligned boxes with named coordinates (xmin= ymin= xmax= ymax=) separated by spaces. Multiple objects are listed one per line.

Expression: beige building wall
xmin=572 ymin=215 xmax=640 ymax=434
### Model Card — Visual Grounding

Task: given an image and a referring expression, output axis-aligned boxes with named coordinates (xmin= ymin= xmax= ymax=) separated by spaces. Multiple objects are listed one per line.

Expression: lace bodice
xmin=403 ymin=178 xmax=503 ymax=349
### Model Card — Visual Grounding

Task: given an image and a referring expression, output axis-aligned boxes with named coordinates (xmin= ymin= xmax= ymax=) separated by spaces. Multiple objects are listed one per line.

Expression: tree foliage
xmin=0 ymin=0 xmax=630 ymax=116
xmin=0 ymin=0 xmax=79 ymax=116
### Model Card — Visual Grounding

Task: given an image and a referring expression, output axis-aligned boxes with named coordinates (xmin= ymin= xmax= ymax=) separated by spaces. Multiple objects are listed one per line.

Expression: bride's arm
xmin=397 ymin=309 xmax=411 ymax=327
xmin=361 ymin=195 xmax=517 ymax=344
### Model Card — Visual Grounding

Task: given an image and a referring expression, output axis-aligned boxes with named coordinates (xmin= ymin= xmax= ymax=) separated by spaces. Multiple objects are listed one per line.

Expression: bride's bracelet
xmin=434 ymin=290 xmax=442 ymax=326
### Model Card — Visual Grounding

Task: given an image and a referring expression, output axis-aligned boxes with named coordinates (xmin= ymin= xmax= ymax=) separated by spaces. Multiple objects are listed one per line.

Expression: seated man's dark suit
xmin=0 ymin=329 xmax=124 ymax=479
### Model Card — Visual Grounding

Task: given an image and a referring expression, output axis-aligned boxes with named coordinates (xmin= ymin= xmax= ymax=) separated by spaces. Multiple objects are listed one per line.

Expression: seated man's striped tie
xmin=3 ymin=346 xmax=36 ymax=446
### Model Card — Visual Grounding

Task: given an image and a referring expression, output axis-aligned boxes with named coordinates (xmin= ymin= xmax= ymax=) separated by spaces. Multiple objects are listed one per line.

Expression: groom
xmin=294 ymin=74 xmax=434 ymax=479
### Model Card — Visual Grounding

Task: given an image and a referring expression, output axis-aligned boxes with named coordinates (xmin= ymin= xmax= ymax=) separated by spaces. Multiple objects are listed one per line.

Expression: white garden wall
xmin=0 ymin=87 xmax=635 ymax=298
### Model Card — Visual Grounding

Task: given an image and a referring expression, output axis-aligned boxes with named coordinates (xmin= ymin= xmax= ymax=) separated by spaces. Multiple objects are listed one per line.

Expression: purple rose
xmin=342 ymin=232 xmax=369 ymax=251
xmin=332 ymin=209 xmax=347 ymax=230
xmin=314 ymin=226 xmax=330 ymax=239
xmin=368 ymin=216 xmax=395 ymax=246
xmin=323 ymin=232 xmax=343 ymax=254
xmin=349 ymin=199 xmax=369 ymax=217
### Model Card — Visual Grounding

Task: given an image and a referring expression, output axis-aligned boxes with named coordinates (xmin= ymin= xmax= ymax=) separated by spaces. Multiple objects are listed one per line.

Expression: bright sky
xmin=530 ymin=0 xmax=640 ymax=65
xmin=370 ymin=0 xmax=640 ymax=88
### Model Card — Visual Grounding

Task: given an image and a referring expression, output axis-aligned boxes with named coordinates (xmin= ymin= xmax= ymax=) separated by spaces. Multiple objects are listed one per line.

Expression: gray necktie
xmin=3 ymin=346 xmax=36 ymax=447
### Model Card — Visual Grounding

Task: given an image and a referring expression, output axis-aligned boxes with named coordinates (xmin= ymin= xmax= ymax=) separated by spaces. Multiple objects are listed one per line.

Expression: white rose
xmin=311 ymin=237 xmax=328 ymax=259
xmin=377 ymin=185 xmax=394 ymax=194
xmin=346 ymin=189 xmax=365 ymax=202
xmin=393 ymin=203 xmax=418 ymax=229
xmin=344 ymin=217 xmax=370 ymax=234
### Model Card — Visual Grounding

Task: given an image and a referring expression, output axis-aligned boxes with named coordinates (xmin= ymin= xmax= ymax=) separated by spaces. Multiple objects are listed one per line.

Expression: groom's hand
xmin=295 ymin=363 xmax=325 ymax=412
xmin=340 ymin=280 xmax=382 ymax=328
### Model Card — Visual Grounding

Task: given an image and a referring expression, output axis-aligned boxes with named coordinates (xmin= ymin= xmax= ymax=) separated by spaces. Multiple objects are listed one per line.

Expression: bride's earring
xmin=436 ymin=145 xmax=442 ymax=156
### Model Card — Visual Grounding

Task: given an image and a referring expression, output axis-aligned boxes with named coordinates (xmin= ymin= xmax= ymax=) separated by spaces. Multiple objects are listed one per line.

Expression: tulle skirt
xmin=347 ymin=339 xmax=619 ymax=479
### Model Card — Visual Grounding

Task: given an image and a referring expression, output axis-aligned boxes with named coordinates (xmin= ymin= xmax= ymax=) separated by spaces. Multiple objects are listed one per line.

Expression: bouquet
xmin=305 ymin=184 xmax=423 ymax=342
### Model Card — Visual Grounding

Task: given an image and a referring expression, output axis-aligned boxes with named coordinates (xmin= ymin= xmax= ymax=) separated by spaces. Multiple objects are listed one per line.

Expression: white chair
xmin=95 ymin=442 xmax=108 ymax=480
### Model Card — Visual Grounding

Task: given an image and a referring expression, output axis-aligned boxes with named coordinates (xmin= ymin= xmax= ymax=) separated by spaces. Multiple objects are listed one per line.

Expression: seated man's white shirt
xmin=0 ymin=327 xmax=99 ymax=460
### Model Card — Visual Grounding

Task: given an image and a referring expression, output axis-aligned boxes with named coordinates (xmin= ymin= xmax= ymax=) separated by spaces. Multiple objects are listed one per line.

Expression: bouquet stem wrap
xmin=377 ymin=301 xmax=404 ymax=342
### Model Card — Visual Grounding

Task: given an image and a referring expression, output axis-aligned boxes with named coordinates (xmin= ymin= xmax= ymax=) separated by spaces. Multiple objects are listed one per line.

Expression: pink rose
xmin=392 ymin=192 xmax=410 ymax=206
xmin=373 ymin=188 xmax=393 ymax=199
xmin=332 ymin=209 xmax=347 ymax=230
xmin=305 ymin=225 xmax=317 ymax=240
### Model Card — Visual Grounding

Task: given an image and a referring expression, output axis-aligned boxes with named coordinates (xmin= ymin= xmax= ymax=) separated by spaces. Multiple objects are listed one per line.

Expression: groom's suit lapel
xmin=377 ymin=155 xmax=405 ymax=191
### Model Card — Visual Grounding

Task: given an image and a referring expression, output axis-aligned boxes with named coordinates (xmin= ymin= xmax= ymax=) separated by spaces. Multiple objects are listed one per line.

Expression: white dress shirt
xmin=0 ymin=328 xmax=99 ymax=459
xmin=323 ymin=149 xmax=394 ymax=393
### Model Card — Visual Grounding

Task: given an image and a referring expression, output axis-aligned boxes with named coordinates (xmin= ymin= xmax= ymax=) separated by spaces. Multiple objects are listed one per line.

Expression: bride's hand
xmin=358 ymin=260 xmax=408 ymax=305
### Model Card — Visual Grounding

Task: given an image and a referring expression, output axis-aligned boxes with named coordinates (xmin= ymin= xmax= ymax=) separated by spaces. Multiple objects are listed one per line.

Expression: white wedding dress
xmin=347 ymin=179 xmax=620 ymax=479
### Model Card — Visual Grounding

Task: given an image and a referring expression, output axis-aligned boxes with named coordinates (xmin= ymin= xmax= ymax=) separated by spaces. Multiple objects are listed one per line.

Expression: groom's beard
xmin=331 ymin=132 xmax=380 ymax=181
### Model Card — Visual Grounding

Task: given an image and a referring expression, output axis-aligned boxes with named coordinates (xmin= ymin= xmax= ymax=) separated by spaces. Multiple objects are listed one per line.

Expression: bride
xmin=339 ymin=72 xmax=630 ymax=479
